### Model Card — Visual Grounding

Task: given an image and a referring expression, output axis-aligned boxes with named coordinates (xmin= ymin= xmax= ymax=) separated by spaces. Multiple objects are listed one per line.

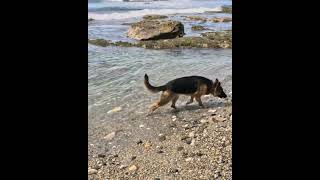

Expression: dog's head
xmin=211 ymin=79 xmax=227 ymax=98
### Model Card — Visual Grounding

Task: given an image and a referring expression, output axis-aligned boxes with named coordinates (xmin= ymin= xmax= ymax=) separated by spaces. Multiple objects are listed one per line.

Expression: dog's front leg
xmin=195 ymin=95 xmax=205 ymax=108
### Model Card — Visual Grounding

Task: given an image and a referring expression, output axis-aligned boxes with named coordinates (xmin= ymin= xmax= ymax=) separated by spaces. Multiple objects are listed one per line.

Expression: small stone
xmin=188 ymin=131 xmax=195 ymax=138
xmin=144 ymin=141 xmax=152 ymax=150
xmin=190 ymin=139 xmax=196 ymax=146
xmin=177 ymin=146 xmax=184 ymax=151
xmin=208 ymin=109 xmax=217 ymax=113
xmin=92 ymin=165 xmax=101 ymax=170
xmin=156 ymin=150 xmax=164 ymax=154
xmin=104 ymin=132 xmax=116 ymax=141
xmin=169 ymin=122 xmax=177 ymax=128
xmin=131 ymin=156 xmax=137 ymax=161
xmin=119 ymin=165 xmax=127 ymax=170
xmin=98 ymin=154 xmax=106 ymax=158
xmin=139 ymin=124 xmax=144 ymax=128
xmin=185 ymin=138 xmax=192 ymax=144
xmin=182 ymin=152 xmax=188 ymax=158
xmin=136 ymin=140 xmax=143 ymax=145
xmin=128 ymin=165 xmax=138 ymax=171
xmin=200 ymin=119 xmax=209 ymax=124
xmin=107 ymin=106 xmax=122 ymax=114
xmin=185 ymin=157 xmax=193 ymax=162
xmin=170 ymin=168 xmax=179 ymax=173
xmin=88 ymin=168 xmax=98 ymax=175
xmin=158 ymin=134 xmax=166 ymax=142
xmin=182 ymin=124 xmax=189 ymax=128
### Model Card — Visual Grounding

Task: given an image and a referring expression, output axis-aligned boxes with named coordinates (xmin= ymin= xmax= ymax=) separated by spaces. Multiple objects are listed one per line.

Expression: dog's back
xmin=165 ymin=76 xmax=213 ymax=94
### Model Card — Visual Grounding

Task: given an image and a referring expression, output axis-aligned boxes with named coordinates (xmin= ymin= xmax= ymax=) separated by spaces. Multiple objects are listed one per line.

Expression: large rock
xmin=127 ymin=20 xmax=185 ymax=41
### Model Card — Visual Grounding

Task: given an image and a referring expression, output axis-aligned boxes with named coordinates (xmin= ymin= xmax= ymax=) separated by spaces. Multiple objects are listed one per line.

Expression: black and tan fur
xmin=144 ymin=74 xmax=227 ymax=113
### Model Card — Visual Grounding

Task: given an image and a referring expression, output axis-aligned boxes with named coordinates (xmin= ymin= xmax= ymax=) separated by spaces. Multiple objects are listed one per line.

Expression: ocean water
xmin=88 ymin=0 xmax=232 ymax=124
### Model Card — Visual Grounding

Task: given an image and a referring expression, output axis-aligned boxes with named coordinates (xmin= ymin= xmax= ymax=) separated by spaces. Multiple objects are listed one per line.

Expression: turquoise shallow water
xmin=88 ymin=45 xmax=232 ymax=123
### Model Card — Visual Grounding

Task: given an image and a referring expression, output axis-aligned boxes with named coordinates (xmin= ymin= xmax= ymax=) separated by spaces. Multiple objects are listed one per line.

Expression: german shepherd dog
xmin=144 ymin=74 xmax=227 ymax=113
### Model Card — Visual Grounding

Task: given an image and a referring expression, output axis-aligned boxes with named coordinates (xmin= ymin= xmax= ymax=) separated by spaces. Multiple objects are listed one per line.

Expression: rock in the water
xmin=88 ymin=168 xmax=98 ymax=175
xmin=143 ymin=14 xmax=168 ymax=20
xmin=104 ymin=131 xmax=116 ymax=141
xmin=107 ymin=106 xmax=122 ymax=114
xmin=128 ymin=20 xmax=185 ymax=40
xmin=185 ymin=16 xmax=207 ymax=21
xmin=210 ymin=17 xmax=232 ymax=23
xmin=221 ymin=5 xmax=232 ymax=13
xmin=128 ymin=165 xmax=138 ymax=171
xmin=191 ymin=25 xmax=209 ymax=31
xmin=88 ymin=39 xmax=112 ymax=47
xmin=88 ymin=18 xmax=94 ymax=22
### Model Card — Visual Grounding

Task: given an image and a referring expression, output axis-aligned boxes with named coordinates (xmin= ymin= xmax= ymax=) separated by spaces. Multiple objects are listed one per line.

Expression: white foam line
xmin=88 ymin=7 xmax=222 ymax=20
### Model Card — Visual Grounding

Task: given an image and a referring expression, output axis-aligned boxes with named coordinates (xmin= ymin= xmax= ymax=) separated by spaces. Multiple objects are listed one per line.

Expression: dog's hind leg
xmin=195 ymin=95 xmax=204 ymax=108
xmin=186 ymin=95 xmax=194 ymax=105
xmin=171 ymin=95 xmax=179 ymax=109
xmin=149 ymin=91 xmax=174 ymax=113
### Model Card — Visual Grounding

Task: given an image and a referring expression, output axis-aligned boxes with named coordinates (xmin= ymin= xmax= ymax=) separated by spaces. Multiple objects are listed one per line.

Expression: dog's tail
xmin=144 ymin=74 xmax=167 ymax=93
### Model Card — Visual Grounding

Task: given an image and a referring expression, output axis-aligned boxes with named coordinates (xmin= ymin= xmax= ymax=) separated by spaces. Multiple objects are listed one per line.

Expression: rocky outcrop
xmin=89 ymin=30 xmax=231 ymax=49
xmin=127 ymin=20 xmax=185 ymax=40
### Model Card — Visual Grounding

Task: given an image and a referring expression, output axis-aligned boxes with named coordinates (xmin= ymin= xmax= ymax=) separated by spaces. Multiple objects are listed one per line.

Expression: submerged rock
xmin=128 ymin=20 xmax=185 ymax=40
xmin=88 ymin=39 xmax=112 ymax=47
xmin=191 ymin=25 xmax=210 ymax=31
xmin=221 ymin=5 xmax=232 ymax=13
xmin=185 ymin=16 xmax=207 ymax=21
xmin=143 ymin=14 xmax=168 ymax=20
xmin=88 ymin=18 xmax=94 ymax=22
xmin=210 ymin=17 xmax=232 ymax=23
